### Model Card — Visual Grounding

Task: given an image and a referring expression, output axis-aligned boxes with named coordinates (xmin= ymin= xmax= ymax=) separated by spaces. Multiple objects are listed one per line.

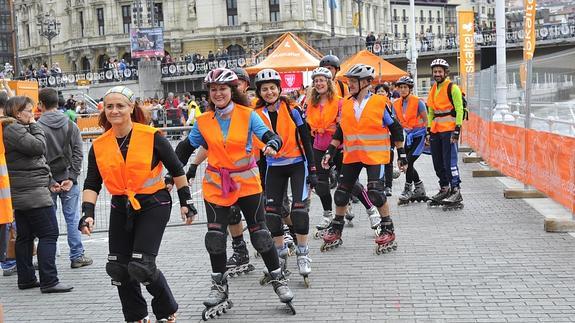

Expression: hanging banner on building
xmin=130 ymin=27 xmax=165 ymax=58
xmin=458 ymin=10 xmax=475 ymax=93
xmin=280 ymin=72 xmax=303 ymax=93
xmin=520 ymin=0 xmax=537 ymax=88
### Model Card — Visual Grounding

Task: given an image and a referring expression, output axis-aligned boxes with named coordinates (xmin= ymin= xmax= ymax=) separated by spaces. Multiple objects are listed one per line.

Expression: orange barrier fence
xmin=463 ymin=111 xmax=575 ymax=213
xmin=76 ymin=115 xmax=101 ymax=139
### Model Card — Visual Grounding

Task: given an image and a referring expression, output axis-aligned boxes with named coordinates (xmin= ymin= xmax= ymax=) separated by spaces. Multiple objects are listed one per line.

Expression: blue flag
xmin=329 ymin=0 xmax=338 ymax=9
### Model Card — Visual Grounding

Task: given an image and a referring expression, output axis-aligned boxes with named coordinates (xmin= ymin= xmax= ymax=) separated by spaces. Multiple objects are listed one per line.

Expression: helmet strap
xmin=352 ymin=79 xmax=371 ymax=100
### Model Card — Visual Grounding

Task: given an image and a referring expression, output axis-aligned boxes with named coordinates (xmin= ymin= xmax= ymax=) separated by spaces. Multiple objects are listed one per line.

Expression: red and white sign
xmin=280 ymin=72 xmax=303 ymax=93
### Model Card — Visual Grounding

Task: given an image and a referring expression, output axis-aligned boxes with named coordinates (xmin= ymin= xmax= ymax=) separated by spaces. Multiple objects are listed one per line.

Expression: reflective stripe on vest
xmin=427 ymin=80 xmax=456 ymax=133
xmin=0 ymin=124 xmax=14 ymax=224
xmin=196 ymin=104 xmax=262 ymax=206
xmin=393 ymin=95 xmax=426 ymax=130
xmin=92 ymin=123 xmax=165 ymax=210
xmin=340 ymin=95 xmax=391 ymax=165
xmin=253 ymin=101 xmax=302 ymax=158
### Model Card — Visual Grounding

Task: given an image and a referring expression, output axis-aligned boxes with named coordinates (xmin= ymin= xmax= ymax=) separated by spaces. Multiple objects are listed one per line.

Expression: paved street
xmin=2 ymin=151 xmax=575 ymax=322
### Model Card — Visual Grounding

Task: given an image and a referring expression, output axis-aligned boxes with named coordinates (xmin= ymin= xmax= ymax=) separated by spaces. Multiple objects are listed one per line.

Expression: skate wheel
xmin=287 ymin=302 xmax=297 ymax=315
xmin=375 ymin=245 xmax=382 ymax=255
xmin=259 ymin=276 xmax=267 ymax=285
xmin=303 ymin=276 xmax=310 ymax=288
xmin=201 ymin=308 xmax=210 ymax=321
xmin=320 ymin=244 xmax=326 ymax=252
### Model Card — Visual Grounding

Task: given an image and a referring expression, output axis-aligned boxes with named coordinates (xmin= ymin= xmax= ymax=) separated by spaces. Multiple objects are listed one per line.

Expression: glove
xmin=397 ymin=147 xmax=408 ymax=168
xmin=307 ymin=167 xmax=318 ymax=189
xmin=451 ymin=125 xmax=461 ymax=142
xmin=186 ymin=164 xmax=198 ymax=180
xmin=78 ymin=202 xmax=95 ymax=231
xmin=265 ymin=139 xmax=280 ymax=152
xmin=178 ymin=186 xmax=198 ymax=218
xmin=164 ymin=174 xmax=174 ymax=186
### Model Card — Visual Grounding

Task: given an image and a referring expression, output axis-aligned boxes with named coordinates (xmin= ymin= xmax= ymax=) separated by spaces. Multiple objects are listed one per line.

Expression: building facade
xmin=14 ymin=0 xmax=392 ymax=74
xmin=0 ymin=0 xmax=14 ymax=71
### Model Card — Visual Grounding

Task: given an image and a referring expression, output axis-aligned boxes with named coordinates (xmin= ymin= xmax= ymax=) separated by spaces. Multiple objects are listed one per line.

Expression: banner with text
xmin=457 ymin=10 xmax=475 ymax=93
xmin=520 ymin=0 xmax=537 ymax=88
xmin=280 ymin=72 xmax=303 ymax=93
xmin=130 ymin=27 xmax=165 ymax=58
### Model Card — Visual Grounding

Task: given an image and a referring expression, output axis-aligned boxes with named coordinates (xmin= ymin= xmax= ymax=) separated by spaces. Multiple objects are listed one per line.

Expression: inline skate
xmin=313 ymin=210 xmax=333 ymax=239
xmin=296 ymin=247 xmax=311 ymax=288
xmin=442 ymin=187 xmax=464 ymax=211
xmin=374 ymin=219 xmax=397 ymax=255
xmin=202 ymin=273 xmax=233 ymax=321
xmin=397 ymin=183 xmax=413 ymax=206
xmin=260 ymin=267 xmax=296 ymax=315
xmin=427 ymin=186 xmax=450 ymax=208
xmin=226 ymin=240 xmax=255 ymax=277
xmin=320 ymin=219 xmax=344 ymax=252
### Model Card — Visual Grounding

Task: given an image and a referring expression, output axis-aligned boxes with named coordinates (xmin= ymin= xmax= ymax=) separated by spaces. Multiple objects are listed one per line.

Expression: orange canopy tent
xmin=245 ymin=32 xmax=323 ymax=74
xmin=336 ymin=50 xmax=408 ymax=83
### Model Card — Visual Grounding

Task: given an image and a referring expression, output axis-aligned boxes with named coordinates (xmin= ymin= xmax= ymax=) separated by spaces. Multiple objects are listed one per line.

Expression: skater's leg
xmin=366 ymin=165 xmax=390 ymax=218
xmin=288 ymin=162 xmax=310 ymax=248
xmin=446 ymin=136 xmax=461 ymax=189
xmin=313 ymin=148 xmax=332 ymax=211
xmin=227 ymin=205 xmax=244 ymax=239
xmin=204 ymin=201 xmax=230 ymax=274
xmin=430 ymin=132 xmax=449 ymax=188
xmin=351 ymin=181 xmax=374 ymax=210
xmin=227 ymin=204 xmax=252 ymax=273
xmin=264 ymin=165 xmax=290 ymax=251
xmin=405 ymin=136 xmax=423 ymax=185
xmin=131 ymin=195 xmax=178 ymax=320
xmin=384 ymin=148 xmax=394 ymax=189
xmin=108 ymin=200 xmax=147 ymax=322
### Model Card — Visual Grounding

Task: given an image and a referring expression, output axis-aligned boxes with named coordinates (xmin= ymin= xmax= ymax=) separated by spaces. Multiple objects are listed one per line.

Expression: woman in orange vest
xmin=392 ymin=76 xmax=429 ymax=205
xmin=79 ymin=86 xmax=196 ymax=323
xmin=306 ymin=67 xmax=379 ymax=236
xmin=253 ymin=68 xmax=317 ymax=288
xmin=320 ymin=64 xmax=407 ymax=255
xmin=174 ymin=68 xmax=296 ymax=316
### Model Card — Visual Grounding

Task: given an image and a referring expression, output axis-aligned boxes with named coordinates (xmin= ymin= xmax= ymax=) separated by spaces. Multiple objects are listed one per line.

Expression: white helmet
xmin=255 ymin=68 xmax=281 ymax=86
xmin=204 ymin=68 xmax=239 ymax=86
xmin=430 ymin=58 xmax=449 ymax=69
xmin=344 ymin=64 xmax=374 ymax=80
xmin=311 ymin=67 xmax=332 ymax=80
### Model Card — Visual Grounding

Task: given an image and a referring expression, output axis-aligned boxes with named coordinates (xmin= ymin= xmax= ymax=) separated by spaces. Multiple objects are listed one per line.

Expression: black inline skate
xmin=427 ymin=186 xmax=450 ymax=208
xmin=441 ymin=187 xmax=464 ymax=211
xmin=226 ymin=240 xmax=255 ymax=277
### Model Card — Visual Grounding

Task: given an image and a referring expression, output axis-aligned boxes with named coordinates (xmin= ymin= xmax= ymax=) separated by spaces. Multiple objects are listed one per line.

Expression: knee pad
xmin=351 ymin=181 xmax=365 ymax=197
xmin=105 ymin=254 xmax=130 ymax=286
xmin=204 ymin=230 xmax=227 ymax=255
xmin=333 ymin=186 xmax=351 ymax=207
xmin=315 ymin=180 xmax=331 ymax=197
xmin=367 ymin=181 xmax=386 ymax=207
xmin=127 ymin=253 xmax=159 ymax=285
xmin=249 ymin=225 xmax=274 ymax=253
xmin=228 ymin=205 xmax=242 ymax=225
xmin=290 ymin=204 xmax=309 ymax=235
xmin=264 ymin=210 xmax=283 ymax=237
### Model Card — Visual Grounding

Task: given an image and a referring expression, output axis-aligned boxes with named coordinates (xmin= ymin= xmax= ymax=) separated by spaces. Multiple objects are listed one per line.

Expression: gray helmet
xmin=311 ymin=67 xmax=332 ymax=80
xmin=319 ymin=55 xmax=341 ymax=69
xmin=344 ymin=64 xmax=374 ymax=80
xmin=430 ymin=58 xmax=449 ymax=70
xmin=231 ymin=67 xmax=250 ymax=83
xmin=395 ymin=76 xmax=414 ymax=88
xmin=255 ymin=68 xmax=281 ymax=86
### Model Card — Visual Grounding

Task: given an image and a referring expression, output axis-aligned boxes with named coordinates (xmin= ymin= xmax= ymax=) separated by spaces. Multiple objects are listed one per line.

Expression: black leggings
xmin=383 ymin=148 xmax=394 ymax=188
xmin=265 ymin=161 xmax=309 ymax=236
xmin=204 ymin=193 xmax=280 ymax=274
xmin=333 ymin=150 xmax=374 ymax=210
xmin=108 ymin=190 xmax=177 ymax=321
xmin=405 ymin=135 xmax=423 ymax=184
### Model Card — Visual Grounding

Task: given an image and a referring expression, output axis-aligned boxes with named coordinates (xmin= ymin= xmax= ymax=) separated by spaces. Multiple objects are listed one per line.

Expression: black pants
xmin=14 ymin=206 xmax=59 ymax=289
xmin=108 ymin=190 xmax=177 ymax=321
xmin=205 ymin=193 xmax=280 ymax=274
xmin=405 ymin=135 xmax=423 ymax=184
xmin=265 ymin=161 xmax=309 ymax=236
xmin=333 ymin=150 xmax=373 ymax=210
xmin=382 ymin=148 xmax=394 ymax=188
xmin=313 ymin=148 xmax=333 ymax=211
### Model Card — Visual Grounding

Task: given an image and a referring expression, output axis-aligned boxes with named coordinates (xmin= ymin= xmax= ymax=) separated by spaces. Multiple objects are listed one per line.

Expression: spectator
xmin=2 ymin=96 xmax=73 ymax=293
xmin=164 ymin=92 xmax=179 ymax=110
xmin=199 ymin=95 xmax=208 ymax=113
xmin=37 ymin=88 xmax=92 ymax=269
xmin=366 ymin=31 xmax=376 ymax=49
xmin=0 ymin=89 xmax=16 ymax=277
xmin=207 ymin=50 xmax=215 ymax=62
xmin=63 ymin=104 xmax=77 ymax=122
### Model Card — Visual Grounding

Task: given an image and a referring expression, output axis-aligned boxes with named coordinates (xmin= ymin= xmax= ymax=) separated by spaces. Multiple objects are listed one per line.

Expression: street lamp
xmin=37 ymin=14 xmax=61 ymax=68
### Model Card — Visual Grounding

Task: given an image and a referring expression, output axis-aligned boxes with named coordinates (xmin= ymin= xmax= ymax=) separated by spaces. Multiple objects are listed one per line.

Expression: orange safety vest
xmin=306 ymin=96 xmax=342 ymax=136
xmin=253 ymin=100 xmax=302 ymax=161
xmin=196 ymin=104 xmax=262 ymax=206
xmin=427 ymin=80 xmax=456 ymax=133
xmin=0 ymin=124 xmax=13 ymax=224
xmin=340 ymin=94 xmax=391 ymax=165
xmin=92 ymin=123 xmax=165 ymax=210
xmin=393 ymin=95 xmax=426 ymax=130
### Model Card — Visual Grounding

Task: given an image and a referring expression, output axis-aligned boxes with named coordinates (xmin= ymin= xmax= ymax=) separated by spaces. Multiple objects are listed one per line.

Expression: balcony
xmin=261 ymin=21 xmax=284 ymax=30
xmin=402 ymin=16 xmax=409 ymax=23
xmin=392 ymin=16 xmax=400 ymax=22
xmin=428 ymin=17 xmax=435 ymax=23
xmin=419 ymin=17 xmax=425 ymax=23
xmin=436 ymin=17 xmax=443 ymax=23
xmin=220 ymin=25 xmax=243 ymax=32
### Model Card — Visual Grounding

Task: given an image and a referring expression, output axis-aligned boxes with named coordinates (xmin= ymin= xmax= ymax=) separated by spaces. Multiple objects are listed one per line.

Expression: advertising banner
xmin=280 ymin=72 xmax=303 ymax=93
xmin=130 ymin=27 xmax=165 ymax=58
xmin=457 ymin=10 xmax=475 ymax=93
xmin=520 ymin=0 xmax=537 ymax=88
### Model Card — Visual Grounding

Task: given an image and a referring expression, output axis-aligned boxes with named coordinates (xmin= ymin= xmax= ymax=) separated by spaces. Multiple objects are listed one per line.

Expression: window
xmin=437 ymin=10 xmax=440 ymax=19
xmin=269 ymin=0 xmax=280 ymax=22
xmin=79 ymin=11 xmax=84 ymax=37
xmin=97 ymin=8 xmax=105 ymax=35
xmin=226 ymin=0 xmax=238 ymax=26
xmin=429 ymin=10 xmax=432 ymax=18
xmin=403 ymin=24 xmax=407 ymax=36
xmin=122 ymin=5 xmax=131 ymax=33
xmin=420 ymin=24 xmax=424 ymax=34
xmin=154 ymin=3 xmax=164 ymax=27
xmin=438 ymin=25 xmax=441 ymax=36
xmin=25 ymin=23 xmax=30 ymax=47
xmin=394 ymin=24 xmax=398 ymax=36
xmin=402 ymin=9 xmax=406 ymax=18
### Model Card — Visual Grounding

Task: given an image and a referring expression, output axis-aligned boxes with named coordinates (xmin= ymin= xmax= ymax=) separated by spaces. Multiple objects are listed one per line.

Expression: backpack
xmin=447 ymin=82 xmax=469 ymax=121
xmin=47 ymin=121 xmax=74 ymax=174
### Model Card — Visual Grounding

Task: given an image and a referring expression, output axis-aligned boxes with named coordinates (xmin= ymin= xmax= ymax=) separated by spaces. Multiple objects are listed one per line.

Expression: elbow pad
xmin=175 ymin=139 xmax=195 ymax=165
xmin=261 ymin=131 xmax=283 ymax=151
xmin=388 ymin=120 xmax=404 ymax=143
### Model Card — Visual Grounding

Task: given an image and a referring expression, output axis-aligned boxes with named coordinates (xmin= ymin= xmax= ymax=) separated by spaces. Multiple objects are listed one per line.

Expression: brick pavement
xmin=1 ymin=152 xmax=575 ymax=322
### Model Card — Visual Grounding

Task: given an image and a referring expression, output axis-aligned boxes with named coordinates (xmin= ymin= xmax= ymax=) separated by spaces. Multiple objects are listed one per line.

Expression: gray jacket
xmin=1 ymin=117 xmax=53 ymax=210
xmin=38 ymin=110 xmax=83 ymax=183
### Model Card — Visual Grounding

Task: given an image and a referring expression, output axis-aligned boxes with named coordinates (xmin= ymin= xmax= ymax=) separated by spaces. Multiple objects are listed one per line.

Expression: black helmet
xmin=231 ymin=67 xmax=250 ymax=83
xmin=319 ymin=55 xmax=341 ymax=69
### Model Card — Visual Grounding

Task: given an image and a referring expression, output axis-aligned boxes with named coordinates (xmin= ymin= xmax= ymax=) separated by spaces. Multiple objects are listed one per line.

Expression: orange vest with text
xmin=306 ymin=96 xmax=342 ymax=137
xmin=197 ymin=104 xmax=262 ymax=206
xmin=0 ymin=124 xmax=13 ymax=224
xmin=393 ymin=95 xmax=426 ymax=130
xmin=426 ymin=79 xmax=456 ymax=133
xmin=253 ymin=100 xmax=302 ymax=160
xmin=340 ymin=94 xmax=391 ymax=165
xmin=93 ymin=123 xmax=165 ymax=210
